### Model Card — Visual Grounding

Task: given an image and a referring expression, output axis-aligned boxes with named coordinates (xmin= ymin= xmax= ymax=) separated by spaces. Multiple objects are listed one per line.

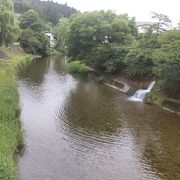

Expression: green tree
xmin=14 ymin=0 xmax=77 ymax=25
xmin=153 ymin=29 xmax=180 ymax=95
xmin=19 ymin=9 xmax=49 ymax=56
xmin=55 ymin=18 xmax=69 ymax=53
xmin=151 ymin=12 xmax=172 ymax=34
xmin=0 ymin=0 xmax=19 ymax=46
xmin=57 ymin=11 xmax=137 ymax=73
xmin=20 ymin=29 xmax=49 ymax=56
xmin=125 ymin=12 xmax=172 ymax=78
xmin=14 ymin=0 xmax=30 ymax=14
xmin=19 ymin=9 xmax=46 ymax=31
xmin=125 ymin=27 xmax=156 ymax=78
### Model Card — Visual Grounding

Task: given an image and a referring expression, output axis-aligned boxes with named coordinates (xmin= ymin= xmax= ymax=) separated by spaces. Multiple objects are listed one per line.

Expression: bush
xmin=145 ymin=83 xmax=166 ymax=106
xmin=68 ymin=61 xmax=89 ymax=74
xmin=19 ymin=29 xmax=49 ymax=56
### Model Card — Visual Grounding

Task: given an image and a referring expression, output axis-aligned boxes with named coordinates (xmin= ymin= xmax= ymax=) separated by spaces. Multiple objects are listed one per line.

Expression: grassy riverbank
xmin=0 ymin=54 xmax=33 ymax=180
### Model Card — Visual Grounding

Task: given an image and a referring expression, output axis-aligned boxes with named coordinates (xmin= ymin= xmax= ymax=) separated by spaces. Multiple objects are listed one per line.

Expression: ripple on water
xmin=18 ymin=57 xmax=180 ymax=180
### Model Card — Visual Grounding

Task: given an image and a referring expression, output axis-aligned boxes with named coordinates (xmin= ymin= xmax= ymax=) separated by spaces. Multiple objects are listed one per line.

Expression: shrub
xmin=68 ymin=61 xmax=89 ymax=74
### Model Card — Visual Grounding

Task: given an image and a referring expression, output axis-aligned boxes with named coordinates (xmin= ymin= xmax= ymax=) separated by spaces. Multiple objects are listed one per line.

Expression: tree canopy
xmin=0 ymin=0 xmax=19 ymax=46
xmin=19 ymin=9 xmax=46 ymax=31
xmin=56 ymin=11 xmax=180 ymax=96
xmin=56 ymin=11 xmax=137 ymax=73
xmin=14 ymin=0 xmax=78 ymax=25
xmin=153 ymin=29 xmax=180 ymax=95
xmin=125 ymin=13 xmax=172 ymax=78
xmin=19 ymin=9 xmax=49 ymax=56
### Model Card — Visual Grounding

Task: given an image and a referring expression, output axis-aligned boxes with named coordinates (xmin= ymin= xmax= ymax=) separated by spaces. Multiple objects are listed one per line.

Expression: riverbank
xmin=0 ymin=54 xmax=33 ymax=180
xmin=66 ymin=61 xmax=180 ymax=115
xmin=89 ymin=72 xmax=180 ymax=115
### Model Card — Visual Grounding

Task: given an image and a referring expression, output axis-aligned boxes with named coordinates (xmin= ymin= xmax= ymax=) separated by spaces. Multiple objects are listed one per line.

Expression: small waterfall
xmin=128 ymin=81 xmax=155 ymax=102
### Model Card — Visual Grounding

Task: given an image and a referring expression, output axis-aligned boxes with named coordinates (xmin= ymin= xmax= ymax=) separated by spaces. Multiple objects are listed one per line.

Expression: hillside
xmin=14 ymin=0 xmax=78 ymax=25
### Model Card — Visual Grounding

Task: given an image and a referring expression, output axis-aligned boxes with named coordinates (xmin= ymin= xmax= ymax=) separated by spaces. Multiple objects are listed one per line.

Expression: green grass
xmin=68 ymin=61 xmax=89 ymax=74
xmin=0 ymin=55 xmax=33 ymax=180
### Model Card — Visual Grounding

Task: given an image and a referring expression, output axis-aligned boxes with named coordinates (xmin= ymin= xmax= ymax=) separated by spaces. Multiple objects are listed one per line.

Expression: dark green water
xmin=18 ymin=57 xmax=180 ymax=180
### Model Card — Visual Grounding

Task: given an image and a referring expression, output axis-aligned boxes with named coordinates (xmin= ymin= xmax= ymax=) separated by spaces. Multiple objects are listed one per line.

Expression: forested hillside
xmin=14 ymin=0 xmax=78 ymax=24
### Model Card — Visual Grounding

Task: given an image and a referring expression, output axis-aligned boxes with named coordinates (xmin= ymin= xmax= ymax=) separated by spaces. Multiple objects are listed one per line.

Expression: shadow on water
xmin=18 ymin=56 xmax=180 ymax=180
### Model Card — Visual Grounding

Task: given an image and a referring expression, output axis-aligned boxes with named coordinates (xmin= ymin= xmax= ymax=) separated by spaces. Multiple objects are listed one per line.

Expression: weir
xmin=128 ymin=81 xmax=155 ymax=102
xmin=104 ymin=79 xmax=131 ymax=93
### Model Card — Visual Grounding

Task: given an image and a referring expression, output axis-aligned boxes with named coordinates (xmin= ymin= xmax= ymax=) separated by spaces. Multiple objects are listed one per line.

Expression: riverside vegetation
xmin=0 ymin=0 xmax=34 ymax=179
xmin=0 ymin=0 xmax=77 ymax=179
xmin=0 ymin=55 xmax=33 ymax=180
xmin=55 ymin=11 xmax=180 ymax=105
xmin=68 ymin=61 xmax=89 ymax=74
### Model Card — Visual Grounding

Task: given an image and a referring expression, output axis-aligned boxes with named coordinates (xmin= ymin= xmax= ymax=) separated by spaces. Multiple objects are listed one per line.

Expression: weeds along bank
xmin=0 ymin=55 xmax=33 ymax=180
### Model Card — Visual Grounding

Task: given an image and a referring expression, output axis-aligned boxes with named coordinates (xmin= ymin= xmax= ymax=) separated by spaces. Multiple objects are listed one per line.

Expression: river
xmin=18 ymin=56 xmax=180 ymax=180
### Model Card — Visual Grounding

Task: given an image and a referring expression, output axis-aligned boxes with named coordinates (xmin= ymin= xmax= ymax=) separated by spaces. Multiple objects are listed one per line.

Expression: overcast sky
xmin=54 ymin=0 xmax=180 ymax=26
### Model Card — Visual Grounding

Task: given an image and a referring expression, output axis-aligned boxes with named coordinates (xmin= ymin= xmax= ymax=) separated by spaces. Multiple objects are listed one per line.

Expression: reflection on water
xmin=18 ymin=56 xmax=180 ymax=180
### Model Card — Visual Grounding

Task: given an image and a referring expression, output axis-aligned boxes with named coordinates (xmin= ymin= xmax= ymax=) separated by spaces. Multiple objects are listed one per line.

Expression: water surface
xmin=18 ymin=56 xmax=180 ymax=180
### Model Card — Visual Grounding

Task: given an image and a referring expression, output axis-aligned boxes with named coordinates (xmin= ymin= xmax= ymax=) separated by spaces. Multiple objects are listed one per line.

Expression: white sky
xmin=54 ymin=0 xmax=180 ymax=26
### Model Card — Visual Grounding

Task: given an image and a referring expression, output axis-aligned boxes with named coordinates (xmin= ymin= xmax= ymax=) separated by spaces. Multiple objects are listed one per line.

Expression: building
xmin=136 ymin=22 xmax=157 ymax=33
xmin=136 ymin=21 xmax=172 ymax=33
xmin=45 ymin=32 xmax=56 ymax=48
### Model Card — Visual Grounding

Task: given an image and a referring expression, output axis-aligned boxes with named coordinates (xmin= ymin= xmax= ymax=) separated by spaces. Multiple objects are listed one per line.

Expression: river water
xmin=18 ymin=57 xmax=180 ymax=180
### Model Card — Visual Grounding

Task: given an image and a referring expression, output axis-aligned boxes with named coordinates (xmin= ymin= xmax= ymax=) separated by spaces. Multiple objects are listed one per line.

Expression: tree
xmin=153 ymin=29 xmax=180 ymax=95
xmin=14 ymin=0 xmax=78 ymax=25
xmin=19 ymin=9 xmax=46 ymax=31
xmin=14 ymin=0 xmax=30 ymax=14
xmin=20 ymin=29 xmax=49 ymax=56
xmin=0 ymin=0 xmax=19 ymax=46
xmin=55 ymin=18 xmax=69 ymax=53
xmin=57 ymin=11 xmax=137 ymax=73
xmin=151 ymin=12 xmax=172 ymax=34
xmin=125 ymin=12 xmax=172 ymax=79
xmin=19 ymin=9 xmax=49 ymax=56
xmin=125 ymin=26 xmax=156 ymax=78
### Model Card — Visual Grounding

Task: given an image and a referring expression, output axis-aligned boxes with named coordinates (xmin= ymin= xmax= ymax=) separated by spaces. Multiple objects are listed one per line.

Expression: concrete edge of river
xmin=103 ymin=78 xmax=180 ymax=116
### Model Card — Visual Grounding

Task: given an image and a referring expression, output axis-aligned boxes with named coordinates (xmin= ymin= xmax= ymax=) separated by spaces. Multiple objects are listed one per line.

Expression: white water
xmin=129 ymin=81 xmax=155 ymax=102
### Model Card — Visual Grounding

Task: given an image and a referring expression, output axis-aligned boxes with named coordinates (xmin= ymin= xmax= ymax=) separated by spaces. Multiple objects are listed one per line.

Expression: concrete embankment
xmin=104 ymin=78 xmax=180 ymax=115
xmin=104 ymin=78 xmax=137 ymax=95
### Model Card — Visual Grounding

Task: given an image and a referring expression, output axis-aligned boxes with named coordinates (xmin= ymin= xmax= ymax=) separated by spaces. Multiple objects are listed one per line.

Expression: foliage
xmin=153 ymin=29 xmax=180 ymax=95
xmin=0 ymin=55 xmax=33 ymax=180
xmin=91 ymin=43 xmax=129 ymax=73
xmin=19 ymin=9 xmax=46 ymax=31
xmin=145 ymin=87 xmax=166 ymax=106
xmin=0 ymin=0 xmax=19 ymax=46
xmin=14 ymin=0 xmax=30 ymax=14
xmin=14 ymin=0 xmax=78 ymax=25
xmin=151 ymin=12 xmax=172 ymax=34
xmin=125 ymin=31 xmax=155 ymax=77
xmin=68 ymin=61 xmax=89 ymax=74
xmin=57 ymin=11 xmax=137 ymax=73
xmin=55 ymin=11 xmax=180 ymax=97
xmin=125 ymin=13 xmax=172 ymax=78
xmin=55 ymin=18 xmax=70 ymax=53
xmin=19 ymin=9 xmax=49 ymax=56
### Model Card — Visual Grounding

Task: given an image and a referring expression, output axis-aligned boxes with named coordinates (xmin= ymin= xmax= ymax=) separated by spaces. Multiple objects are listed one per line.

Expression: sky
xmin=54 ymin=0 xmax=180 ymax=27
